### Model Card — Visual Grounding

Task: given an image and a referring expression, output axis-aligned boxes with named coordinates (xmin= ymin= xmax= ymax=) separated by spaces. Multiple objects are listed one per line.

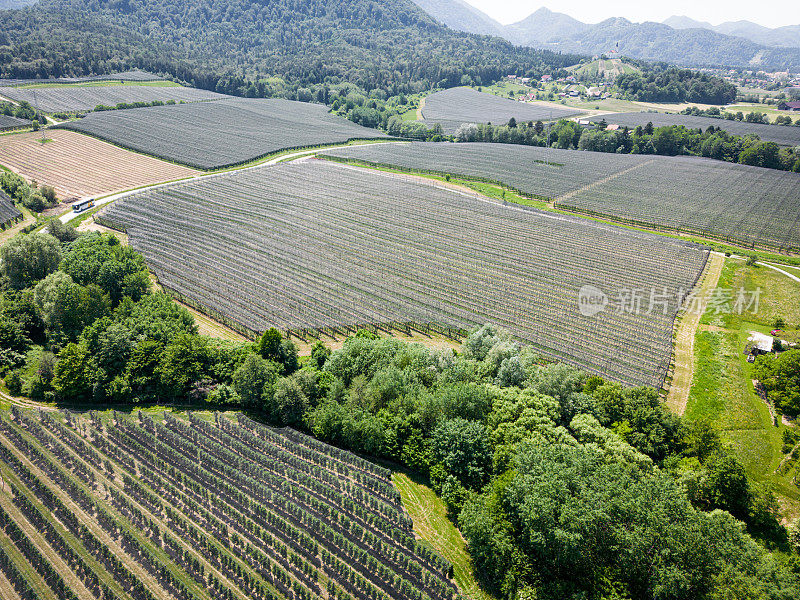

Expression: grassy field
xmin=392 ymin=472 xmax=494 ymax=600
xmin=685 ymin=259 xmax=800 ymax=518
xmin=725 ymin=103 xmax=798 ymax=123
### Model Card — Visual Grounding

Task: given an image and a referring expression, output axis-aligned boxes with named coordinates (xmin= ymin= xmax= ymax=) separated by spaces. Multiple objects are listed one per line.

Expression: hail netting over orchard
xmin=0 ymin=189 xmax=22 ymax=228
xmin=321 ymin=142 xmax=652 ymax=200
xmin=322 ymin=142 xmax=800 ymax=251
xmin=0 ymin=70 xmax=166 ymax=87
xmin=0 ymin=85 xmax=230 ymax=114
xmin=101 ymin=160 xmax=708 ymax=387
xmin=61 ymin=98 xmax=390 ymax=169
xmin=0 ymin=114 xmax=31 ymax=131
xmin=420 ymin=87 xmax=582 ymax=134
xmin=0 ymin=408 xmax=458 ymax=600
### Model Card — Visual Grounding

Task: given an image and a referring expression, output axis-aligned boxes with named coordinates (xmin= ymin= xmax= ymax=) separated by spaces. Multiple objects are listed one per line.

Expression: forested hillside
xmin=0 ymin=0 xmax=581 ymax=95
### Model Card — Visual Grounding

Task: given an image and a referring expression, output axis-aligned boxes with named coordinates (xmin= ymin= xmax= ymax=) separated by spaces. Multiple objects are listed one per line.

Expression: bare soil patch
xmin=0 ymin=129 xmax=199 ymax=201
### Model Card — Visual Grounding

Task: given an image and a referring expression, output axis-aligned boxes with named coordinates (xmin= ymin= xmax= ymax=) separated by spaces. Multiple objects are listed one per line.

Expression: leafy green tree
xmin=47 ymin=219 xmax=79 ymax=243
xmin=52 ymin=343 xmax=94 ymax=401
xmin=431 ymin=418 xmax=492 ymax=490
xmin=156 ymin=334 xmax=211 ymax=400
xmin=753 ymin=350 xmax=800 ymax=417
xmin=34 ymin=272 xmax=111 ymax=344
xmin=126 ymin=339 xmax=163 ymax=403
xmin=460 ymin=443 xmax=798 ymax=600
xmin=117 ymin=293 xmax=197 ymax=344
xmin=94 ymin=323 xmax=135 ymax=376
xmin=259 ymin=327 xmax=283 ymax=361
xmin=272 ymin=376 xmax=309 ymax=426
xmin=310 ymin=341 xmax=331 ymax=369
xmin=1 ymin=233 xmax=61 ymax=289
xmin=232 ymin=353 xmax=279 ymax=408
xmin=61 ymin=233 xmax=149 ymax=303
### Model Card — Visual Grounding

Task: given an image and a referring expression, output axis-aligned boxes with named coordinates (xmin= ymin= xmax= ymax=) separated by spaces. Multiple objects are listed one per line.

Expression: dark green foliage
xmin=259 ymin=328 xmax=283 ymax=361
xmin=60 ymin=233 xmax=149 ymax=304
xmin=271 ymin=377 xmax=310 ymax=426
xmin=232 ymin=353 xmax=279 ymax=409
xmin=0 ymin=99 xmax=46 ymax=123
xmin=0 ymin=171 xmax=58 ymax=212
xmin=430 ymin=418 xmax=492 ymax=490
xmin=615 ymin=69 xmax=737 ymax=104
xmin=309 ymin=341 xmax=331 ymax=369
xmin=51 ymin=342 xmax=94 ymax=400
xmin=753 ymin=350 xmax=800 ymax=417
xmin=593 ymin=383 xmax=685 ymax=462
xmin=47 ymin=219 xmax=79 ymax=243
xmin=460 ymin=443 xmax=799 ymax=600
xmin=1 ymin=0 xmax=579 ymax=97
xmin=1 ymin=233 xmax=61 ymax=289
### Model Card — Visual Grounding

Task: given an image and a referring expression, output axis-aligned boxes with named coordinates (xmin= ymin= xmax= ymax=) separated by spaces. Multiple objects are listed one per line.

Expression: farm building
xmin=745 ymin=331 xmax=774 ymax=362
xmin=781 ymin=101 xmax=800 ymax=111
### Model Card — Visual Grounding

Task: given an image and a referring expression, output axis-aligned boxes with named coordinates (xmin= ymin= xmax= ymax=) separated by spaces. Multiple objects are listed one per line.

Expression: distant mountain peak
xmin=663 ymin=15 xmax=714 ymax=30
xmin=409 ymin=0 xmax=505 ymax=37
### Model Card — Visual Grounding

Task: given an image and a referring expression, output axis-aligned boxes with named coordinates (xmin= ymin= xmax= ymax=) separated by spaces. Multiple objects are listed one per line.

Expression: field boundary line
xmin=555 ymin=158 xmax=656 ymax=204
xmin=325 ymin=159 xmax=697 ymax=241
xmin=665 ymin=252 xmax=725 ymax=415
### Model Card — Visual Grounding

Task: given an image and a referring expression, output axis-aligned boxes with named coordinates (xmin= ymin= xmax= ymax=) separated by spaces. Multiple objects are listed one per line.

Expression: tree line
xmin=452 ymin=118 xmax=800 ymax=172
xmin=615 ymin=68 xmax=737 ymax=104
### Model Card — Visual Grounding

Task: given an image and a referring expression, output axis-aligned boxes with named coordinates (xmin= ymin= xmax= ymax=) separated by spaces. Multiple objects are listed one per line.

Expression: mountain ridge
xmin=408 ymin=3 xmax=800 ymax=70
xmin=664 ymin=14 xmax=800 ymax=48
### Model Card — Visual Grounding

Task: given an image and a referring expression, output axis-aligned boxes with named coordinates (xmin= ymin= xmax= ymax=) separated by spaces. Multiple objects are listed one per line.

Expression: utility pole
xmin=32 ymin=88 xmax=46 ymax=141
xmin=545 ymin=110 xmax=552 ymax=166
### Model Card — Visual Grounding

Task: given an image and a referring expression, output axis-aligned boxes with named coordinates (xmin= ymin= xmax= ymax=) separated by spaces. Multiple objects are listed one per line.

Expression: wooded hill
xmin=0 ymin=0 xmax=582 ymax=95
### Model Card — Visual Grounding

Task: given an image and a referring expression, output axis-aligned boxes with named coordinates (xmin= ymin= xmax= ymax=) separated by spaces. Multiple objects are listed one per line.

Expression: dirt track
xmin=665 ymin=252 xmax=725 ymax=414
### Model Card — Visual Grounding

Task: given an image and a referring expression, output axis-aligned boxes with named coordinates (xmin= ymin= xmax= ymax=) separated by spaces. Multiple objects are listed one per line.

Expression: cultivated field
xmin=63 ymin=98 xmax=391 ymax=169
xmin=0 ymin=408 xmax=458 ymax=600
xmin=561 ymin=156 xmax=800 ymax=251
xmin=0 ymin=70 xmax=164 ymax=87
xmin=0 ymin=129 xmax=200 ymax=200
xmin=322 ymin=142 xmax=650 ymax=199
xmin=322 ymin=142 xmax=800 ymax=251
xmin=0 ymin=115 xmax=29 ymax=131
xmin=420 ymin=87 xmax=582 ymax=134
xmin=101 ymin=160 xmax=708 ymax=387
xmin=0 ymin=190 xmax=22 ymax=228
xmin=589 ymin=112 xmax=800 ymax=146
xmin=0 ymin=85 xmax=228 ymax=113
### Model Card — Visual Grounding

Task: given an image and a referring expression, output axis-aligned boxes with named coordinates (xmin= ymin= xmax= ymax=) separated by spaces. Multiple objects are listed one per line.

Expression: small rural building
xmin=605 ymin=124 xmax=620 ymax=131
xmin=745 ymin=331 xmax=774 ymax=362
xmin=782 ymin=101 xmax=800 ymax=111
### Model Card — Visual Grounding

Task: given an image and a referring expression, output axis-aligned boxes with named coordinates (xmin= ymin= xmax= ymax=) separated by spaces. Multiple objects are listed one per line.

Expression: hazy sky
xmin=461 ymin=1 xmax=798 ymax=29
